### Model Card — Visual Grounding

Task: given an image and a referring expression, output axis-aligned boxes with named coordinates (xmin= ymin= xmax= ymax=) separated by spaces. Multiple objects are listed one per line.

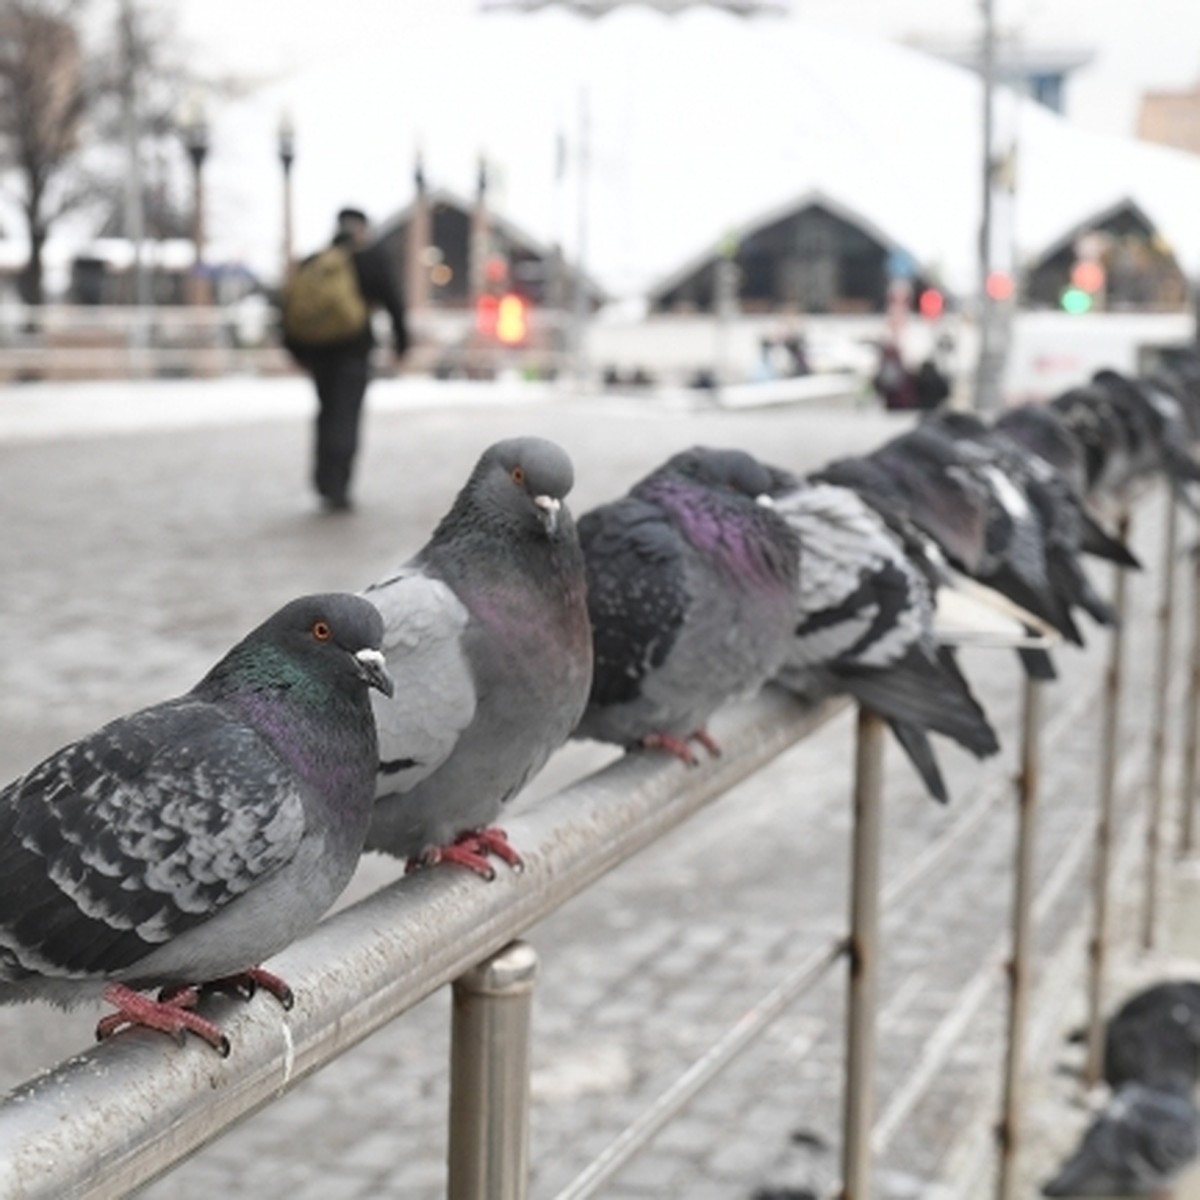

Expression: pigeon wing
xmin=364 ymin=567 xmax=477 ymax=795
xmin=579 ymin=498 xmax=688 ymax=709
xmin=0 ymin=699 xmax=306 ymax=980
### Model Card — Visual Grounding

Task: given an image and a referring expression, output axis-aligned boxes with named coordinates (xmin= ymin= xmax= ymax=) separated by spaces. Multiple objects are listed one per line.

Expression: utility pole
xmin=975 ymin=0 xmax=1002 ymax=413
xmin=119 ymin=0 xmax=150 ymax=371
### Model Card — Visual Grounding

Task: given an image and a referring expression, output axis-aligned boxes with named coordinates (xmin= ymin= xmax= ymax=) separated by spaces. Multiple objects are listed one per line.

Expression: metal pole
xmin=997 ymin=675 xmax=1042 ymax=1200
xmin=1180 ymin=534 xmax=1200 ymax=856
xmin=841 ymin=707 xmax=886 ymax=1200
xmin=1084 ymin=508 xmax=1131 ymax=1088
xmin=572 ymin=85 xmax=590 ymax=392
xmin=448 ymin=940 xmax=539 ymax=1200
xmin=1142 ymin=491 xmax=1178 ymax=947
xmin=974 ymin=0 xmax=998 ymax=413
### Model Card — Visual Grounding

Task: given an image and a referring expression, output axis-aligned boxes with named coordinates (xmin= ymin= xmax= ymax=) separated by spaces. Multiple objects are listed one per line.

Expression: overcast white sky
xmin=171 ymin=0 xmax=1200 ymax=139
xmin=92 ymin=0 xmax=1200 ymax=286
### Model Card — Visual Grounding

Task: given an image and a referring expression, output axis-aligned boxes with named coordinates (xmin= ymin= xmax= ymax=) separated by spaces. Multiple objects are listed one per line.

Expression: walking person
xmin=283 ymin=207 xmax=409 ymax=512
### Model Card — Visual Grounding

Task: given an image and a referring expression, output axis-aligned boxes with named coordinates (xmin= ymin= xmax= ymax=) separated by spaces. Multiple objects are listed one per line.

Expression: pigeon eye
xmin=511 ymin=465 xmax=526 ymax=486
xmin=311 ymin=620 xmax=332 ymax=642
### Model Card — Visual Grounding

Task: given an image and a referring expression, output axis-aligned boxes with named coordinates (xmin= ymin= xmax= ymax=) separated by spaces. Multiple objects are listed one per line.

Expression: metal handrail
xmin=0 ymin=689 xmax=845 ymax=1199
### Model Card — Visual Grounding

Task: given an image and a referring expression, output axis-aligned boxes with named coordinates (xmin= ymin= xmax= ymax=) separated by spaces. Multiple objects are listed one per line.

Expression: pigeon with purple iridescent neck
xmin=0 ymin=593 xmax=392 ymax=1055
xmin=363 ymin=437 xmax=593 ymax=878
xmin=573 ymin=446 xmax=799 ymax=764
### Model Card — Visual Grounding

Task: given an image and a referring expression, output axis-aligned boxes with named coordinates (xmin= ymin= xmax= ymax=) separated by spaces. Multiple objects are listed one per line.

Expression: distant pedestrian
xmin=283 ymin=207 xmax=409 ymax=512
xmin=872 ymin=341 xmax=915 ymax=411
xmin=913 ymin=358 xmax=951 ymax=411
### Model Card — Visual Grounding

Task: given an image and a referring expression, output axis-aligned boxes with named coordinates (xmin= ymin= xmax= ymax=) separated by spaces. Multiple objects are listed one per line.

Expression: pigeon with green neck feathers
xmin=0 ymin=593 xmax=392 ymax=1055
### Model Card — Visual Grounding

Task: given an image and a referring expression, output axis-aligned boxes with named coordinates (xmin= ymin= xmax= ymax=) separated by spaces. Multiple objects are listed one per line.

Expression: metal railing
xmin=0 ymin=487 xmax=1191 ymax=1200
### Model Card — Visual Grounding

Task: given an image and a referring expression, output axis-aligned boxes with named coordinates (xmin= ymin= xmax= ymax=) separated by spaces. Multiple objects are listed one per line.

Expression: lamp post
xmin=278 ymin=112 xmax=296 ymax=285
xmin=180 ymin=95 xmax=210 ymax=306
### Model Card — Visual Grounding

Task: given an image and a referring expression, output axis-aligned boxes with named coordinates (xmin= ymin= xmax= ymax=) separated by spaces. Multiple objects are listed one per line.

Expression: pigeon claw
xmin=640 ymin=732 xmax=700 ymax=766
xmin=407 ymin=828 xmax=524 ymax=881
xmin=97 ymin=982 xmax=231 ymax=1056
xmin=204 ymin=967 xmax=295 ymax=1011
xmin=470 ymin=827 xmax=525 ymax=873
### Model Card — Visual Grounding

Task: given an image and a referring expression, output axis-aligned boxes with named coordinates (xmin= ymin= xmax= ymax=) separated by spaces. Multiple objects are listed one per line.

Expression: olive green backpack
xmin=283 ymin=247 xmax=369 ymax=345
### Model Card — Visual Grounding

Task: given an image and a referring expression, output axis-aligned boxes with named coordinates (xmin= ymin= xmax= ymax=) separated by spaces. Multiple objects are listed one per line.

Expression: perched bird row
xmin=3 ymin=349 xmax=1199 ymax=1058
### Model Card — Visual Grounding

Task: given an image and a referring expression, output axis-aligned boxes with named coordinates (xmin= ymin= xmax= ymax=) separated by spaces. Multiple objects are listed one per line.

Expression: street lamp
xmin=179 ymin=94 xmax=210 ymax=305
xmin=278 ymin=111 xmax=296 ymax=284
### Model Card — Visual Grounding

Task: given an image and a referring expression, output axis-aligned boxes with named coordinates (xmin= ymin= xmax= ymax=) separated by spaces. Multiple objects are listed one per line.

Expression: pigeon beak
xmin=354 ymin=648 xmax=394 ymax=698
xmin=755 ymin=493 xmax=776 ymax=509
xmin=534 ymin=494 xmax=561 ymax=536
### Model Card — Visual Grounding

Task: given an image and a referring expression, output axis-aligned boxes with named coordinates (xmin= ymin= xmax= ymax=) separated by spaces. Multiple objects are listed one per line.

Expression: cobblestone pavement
xmin=0 ymin=378 xmax=1195 ymax=1199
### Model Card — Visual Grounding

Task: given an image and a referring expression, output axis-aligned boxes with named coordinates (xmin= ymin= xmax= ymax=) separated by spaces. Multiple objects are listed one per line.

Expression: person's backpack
xmin=282 ymin=247 xmax=369 ymax=345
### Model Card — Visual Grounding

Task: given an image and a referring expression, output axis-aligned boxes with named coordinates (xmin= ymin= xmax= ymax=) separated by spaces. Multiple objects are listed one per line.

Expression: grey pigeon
xmin=363 ymin=436 xmax=592 ymax=877
xmin=1104 ymin=981 xmax=1200 ymax=1090
xmin=573 ymin=446 xmax=799 ymax=763
xmin=0 ymin=593 xmax=393 ymax=1055
xmin=769 ymin=477 xmax=1000 ymax=803
xmin=1042 ymin=1078 xmax=1200 ymax=1196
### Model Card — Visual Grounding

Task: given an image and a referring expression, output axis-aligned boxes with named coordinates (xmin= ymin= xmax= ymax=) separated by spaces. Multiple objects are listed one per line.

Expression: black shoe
xmin=319 ymin=494 xmax=354 ymax=514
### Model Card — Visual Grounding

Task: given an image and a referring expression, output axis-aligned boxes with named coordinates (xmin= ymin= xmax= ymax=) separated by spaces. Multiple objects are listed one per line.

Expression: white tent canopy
xmin=14 ymin=1 xmax=1200 ymax=302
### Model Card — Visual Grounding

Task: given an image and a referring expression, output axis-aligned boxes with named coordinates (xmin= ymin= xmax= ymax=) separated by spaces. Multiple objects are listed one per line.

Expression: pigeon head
xmin=660 ymin=446 xmax=780 ymax=501
xmin=204 ymin=593 xmax=394 ymax=701
xmin=442 ymin=436 xmax=577 ymax=541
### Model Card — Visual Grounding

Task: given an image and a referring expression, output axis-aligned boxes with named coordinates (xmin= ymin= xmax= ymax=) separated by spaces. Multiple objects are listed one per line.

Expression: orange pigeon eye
xmin=312 ymin=620 xmax=332 ymax=642
xmin=511 ymin=465 xmax=526 ymax=486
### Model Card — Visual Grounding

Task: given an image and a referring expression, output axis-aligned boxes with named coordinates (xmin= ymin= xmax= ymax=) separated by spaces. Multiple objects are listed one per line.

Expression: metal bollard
xmin=996 ymin=675 xmax=1042 ymax=1200
xmin=1143 ymin=491 xmax=1178 ymax=947
xmin=1085 ymin=508 xmax=1131 ymax=1088
xmin=1181 ymin=546 xmax=1200 ymax=857
xmin=841 ymin=707 xmax=886 ymax=1200
xmin=448 ymin=940 xmax=539 ymax=1200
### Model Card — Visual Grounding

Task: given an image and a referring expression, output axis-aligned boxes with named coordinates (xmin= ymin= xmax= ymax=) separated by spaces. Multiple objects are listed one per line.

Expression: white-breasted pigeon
xmin=363 ymin=437 xmax=592 ymax=878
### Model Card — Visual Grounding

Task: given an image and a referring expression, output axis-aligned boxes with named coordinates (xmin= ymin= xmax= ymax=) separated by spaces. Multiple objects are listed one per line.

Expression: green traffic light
xmin=1061 ymin=287 xmax=1093 ymax=315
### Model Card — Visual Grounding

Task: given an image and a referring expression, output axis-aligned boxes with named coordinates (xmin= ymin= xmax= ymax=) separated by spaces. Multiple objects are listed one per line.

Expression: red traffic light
xmin=1070 ymin=260 xmax=1105 ymax=293
xmin=918 ymin=288 xmax=945 ymax=319
xmin=476 ymin=291 xmax=529 ymax=346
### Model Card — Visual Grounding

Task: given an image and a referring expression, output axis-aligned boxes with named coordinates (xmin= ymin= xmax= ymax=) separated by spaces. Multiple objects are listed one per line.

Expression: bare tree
xmin=0 ymin=0 xmax=91 ymax=303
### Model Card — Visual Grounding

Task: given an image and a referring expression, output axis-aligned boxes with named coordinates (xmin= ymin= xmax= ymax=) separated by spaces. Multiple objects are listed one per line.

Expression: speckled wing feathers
xmin=0 ymin=700 xmax=305 ymax=980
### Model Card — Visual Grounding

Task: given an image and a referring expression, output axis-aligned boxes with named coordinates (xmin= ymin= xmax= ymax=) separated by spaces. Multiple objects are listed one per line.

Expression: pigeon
xmin=574 ymin=445 xmax=799 ymax=763
xmin=813 ymin=444 xmax=1060 ymax=681
xmin=0 ymin=593 xmax=393 ymax=1055
xmin=363 ymin=436 xmax=592 ymax=878
xmin=925 ymin=409 xmax=1127 ymax=631
xmin=995 ymin=403 xmax=1141 ymax=569
xmin=1042 ymin=1077 xmax=1200 ymax=1196
xmin=1103 ymin=981 xmax=1200 ymax=1090
xmin=769 ymin=477 xmax=1000 ymax=803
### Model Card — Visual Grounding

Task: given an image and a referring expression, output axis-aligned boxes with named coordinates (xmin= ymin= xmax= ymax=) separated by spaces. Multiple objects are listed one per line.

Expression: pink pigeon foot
xmin=96 ymin=982 xmax=231 ymax=1056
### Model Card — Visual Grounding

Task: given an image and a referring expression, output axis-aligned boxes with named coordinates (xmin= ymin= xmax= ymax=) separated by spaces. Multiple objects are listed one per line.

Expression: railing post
xmin=996 ymin=674 xmax=1042 ymax=1200
xmin=1084 ymin=508 xmax=1131 ymax=1088
xmin=1181 ymin=533 xmax=1200 ymax=857
xmin=841 ymin=707 xmax=886 ymax=1200
xmin=1142 ymin=490 xmax=1178 ymax=948
xmin=448 ymin=940 xmax=539 ymax=1200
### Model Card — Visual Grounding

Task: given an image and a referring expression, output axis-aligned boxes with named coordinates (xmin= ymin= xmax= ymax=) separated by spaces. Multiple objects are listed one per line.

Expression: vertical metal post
xmin=997 ymin=675 xmax=1042 ymax=1200
xmin=1084 ymin=509 xmax=1131 ymax=1088
xmin=841 ymin=708 xmax=886 ymax=1200
xmin=1142 ymin=492 xmax=1178 ymax=947
xmin=1180 ymin=537 xmax=1200 ymax=856
xmin=448 ymin=940 xmax=539 ymax=1200
xmin=974 ymin=0 xmax=999 ymax=413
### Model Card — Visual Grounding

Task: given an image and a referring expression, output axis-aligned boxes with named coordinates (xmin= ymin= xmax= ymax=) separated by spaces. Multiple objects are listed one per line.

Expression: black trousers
xmin=310 ymin=353 xmax=370 ymax=503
